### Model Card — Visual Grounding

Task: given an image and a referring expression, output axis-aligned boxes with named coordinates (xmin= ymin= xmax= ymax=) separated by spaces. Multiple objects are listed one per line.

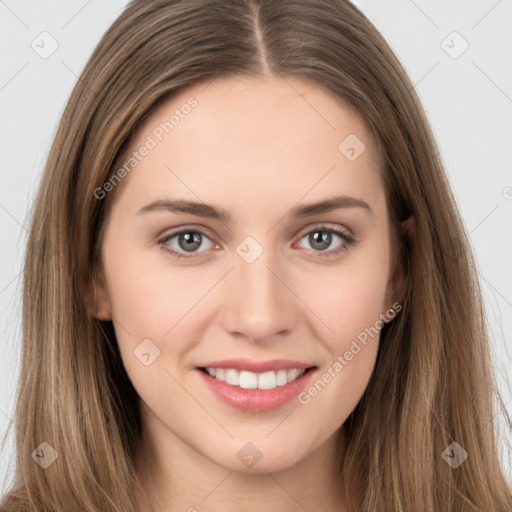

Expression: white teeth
xmin=258 ymin=371 xmax=277 ymax=389
xmin=204 ymin=367 xmax=307 ymax=389
xmin=239 ymin=371 xmax=258 ymax=389
xmin=287 ymin=368 xmax=301 ymax=382
xmin=276 ymin=369 xmax=288 ymax=386
xmin=225 ymin=369 xmax=239 ymax=386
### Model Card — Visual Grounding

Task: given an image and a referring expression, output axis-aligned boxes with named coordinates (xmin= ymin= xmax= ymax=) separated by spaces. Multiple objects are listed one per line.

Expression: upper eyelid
xmin=160 ymin=222 xmax=352 ymax=239
xmin=293 ymin=222 xmax=353 ymax=239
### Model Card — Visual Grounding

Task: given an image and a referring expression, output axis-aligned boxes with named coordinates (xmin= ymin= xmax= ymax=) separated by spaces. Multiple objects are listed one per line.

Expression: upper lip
xmin=198 ymin=358 xmax=316 ymax=373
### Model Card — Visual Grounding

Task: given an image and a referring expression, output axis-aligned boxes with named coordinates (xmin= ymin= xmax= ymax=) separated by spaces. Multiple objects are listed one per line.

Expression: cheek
xmin=103 ymin=260 xmax=203 ymax=419
xmin=293 ymin=241 xmax=390 ymax=410
xmin=105 ymin=234 xmax=210 ymax=331
xmin=101 ymin=243 xmax=208 ymax=377
xmin=299 ymin=240 xmax=391 ymax=349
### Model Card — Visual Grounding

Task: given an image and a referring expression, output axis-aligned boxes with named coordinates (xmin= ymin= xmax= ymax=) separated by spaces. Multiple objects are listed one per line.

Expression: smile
xmin=200 ymin=367 xmax=307 ymax=390
xmin=196 ymin=359 xmax=317 ymax=412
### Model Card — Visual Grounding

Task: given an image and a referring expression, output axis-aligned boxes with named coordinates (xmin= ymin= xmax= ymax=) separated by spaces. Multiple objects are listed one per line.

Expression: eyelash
xmin=157 ymin=225 xmax=355 ymax=261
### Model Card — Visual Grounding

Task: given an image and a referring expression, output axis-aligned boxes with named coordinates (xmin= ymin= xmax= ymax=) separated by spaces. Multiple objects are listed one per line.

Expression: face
xmin=93 ymin=75 xmax=403 ymax=475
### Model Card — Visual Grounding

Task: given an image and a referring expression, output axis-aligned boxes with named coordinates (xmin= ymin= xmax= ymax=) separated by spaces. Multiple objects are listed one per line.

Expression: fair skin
xmin=92 ymin=74 xmax=405 ymax=512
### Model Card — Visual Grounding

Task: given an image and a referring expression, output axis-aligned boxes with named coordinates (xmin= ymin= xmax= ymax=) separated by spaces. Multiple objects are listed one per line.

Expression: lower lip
xmin=196 ymin=368 xmax=316 ymax=412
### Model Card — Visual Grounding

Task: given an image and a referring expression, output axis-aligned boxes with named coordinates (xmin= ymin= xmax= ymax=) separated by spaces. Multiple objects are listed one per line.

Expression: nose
xmin=221 ymin=247 xmax=297 ymax=343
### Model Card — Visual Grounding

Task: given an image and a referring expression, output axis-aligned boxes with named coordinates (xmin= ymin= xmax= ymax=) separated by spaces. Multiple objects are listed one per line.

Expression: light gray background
xmin=1 ymin=0 xmax=511 ymax=493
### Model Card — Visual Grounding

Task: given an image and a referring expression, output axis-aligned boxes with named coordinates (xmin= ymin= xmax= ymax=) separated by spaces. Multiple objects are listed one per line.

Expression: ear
xmin=400 ymin=215 xmax=415 ymax=237
xmin=87 ymin=264 xmax=112 ymax=321
xmin=383 ymin=215 xmax=415 ymax=319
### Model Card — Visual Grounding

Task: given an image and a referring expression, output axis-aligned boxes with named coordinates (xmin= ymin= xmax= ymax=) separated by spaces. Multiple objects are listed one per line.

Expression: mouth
xmin=195 ymin=360 xmax=318 ymax=412
xmin=198 ymin=366 xmax=314 ymax=390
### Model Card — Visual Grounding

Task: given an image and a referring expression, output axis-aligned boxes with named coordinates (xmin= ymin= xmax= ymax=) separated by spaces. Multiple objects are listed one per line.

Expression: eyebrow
xmin=136 ymin=195 xmax=372 ymax=221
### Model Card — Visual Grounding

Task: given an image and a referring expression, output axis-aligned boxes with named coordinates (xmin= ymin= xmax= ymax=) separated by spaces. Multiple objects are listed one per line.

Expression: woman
xmin=1 ymin=0 xmax=511 ymax=510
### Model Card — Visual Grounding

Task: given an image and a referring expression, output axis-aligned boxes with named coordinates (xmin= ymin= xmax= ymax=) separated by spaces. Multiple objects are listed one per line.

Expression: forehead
xmin=112 ymin=74 xmax=385 ymax=217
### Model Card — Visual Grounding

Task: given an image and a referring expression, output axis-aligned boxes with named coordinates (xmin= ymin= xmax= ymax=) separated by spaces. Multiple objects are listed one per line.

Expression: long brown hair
xmin=1 ymin=0 xmax=511 ymax=510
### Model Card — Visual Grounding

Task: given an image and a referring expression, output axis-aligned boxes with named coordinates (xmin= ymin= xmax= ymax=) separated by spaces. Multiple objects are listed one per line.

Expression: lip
xmin=196 ymin=362 xmax=317 ymax=413
xmin=198 ymin=358 xmax=314 ymax=373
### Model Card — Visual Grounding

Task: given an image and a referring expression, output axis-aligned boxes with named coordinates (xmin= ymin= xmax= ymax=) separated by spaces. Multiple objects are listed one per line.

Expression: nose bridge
xmin=222 ymin=240 xmax=295 ymax=340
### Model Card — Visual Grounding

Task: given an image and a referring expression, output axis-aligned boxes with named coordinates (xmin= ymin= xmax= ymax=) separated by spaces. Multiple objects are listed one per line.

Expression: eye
xmin=157 ymin=224 xmax=355 ymax=261
xmin=157 ymin=229 xmax=216 ymax=259
xmin=296 ymin=225 xmax=355 ymax=258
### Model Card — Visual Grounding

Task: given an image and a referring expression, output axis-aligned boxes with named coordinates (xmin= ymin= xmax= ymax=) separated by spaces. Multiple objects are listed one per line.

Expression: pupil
xmin=180 ymin=232 xmax=201 ymax=252
xmin=310 ymin=231 xmax=331 ymax=251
